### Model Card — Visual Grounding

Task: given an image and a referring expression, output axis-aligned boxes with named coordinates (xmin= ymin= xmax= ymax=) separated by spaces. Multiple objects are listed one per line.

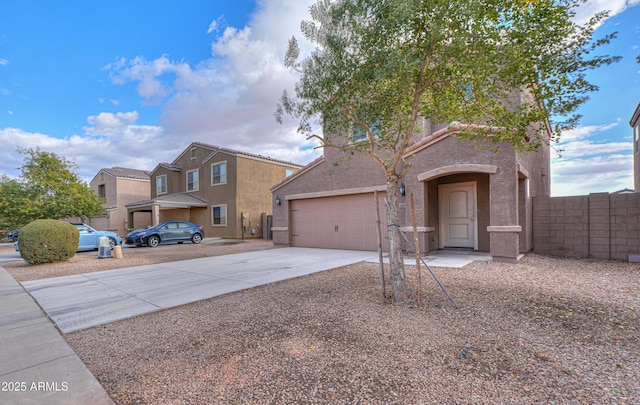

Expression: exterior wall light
xmin=275 ymin=196 xmax=281 ymax=206
xmin=399 ymin=183 xmax=406 ymax=197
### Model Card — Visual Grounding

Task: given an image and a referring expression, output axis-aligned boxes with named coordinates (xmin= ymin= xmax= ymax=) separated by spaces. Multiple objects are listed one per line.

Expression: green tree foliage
xmin=277 ymin=0 xmax=619 ymax=303
xmin=0 ymin=148 xmax=105 ymax=230
xmin=18 ymin=219 xmax=79 ymax=265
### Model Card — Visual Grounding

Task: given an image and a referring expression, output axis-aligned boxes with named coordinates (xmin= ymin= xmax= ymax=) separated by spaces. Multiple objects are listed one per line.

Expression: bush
xmin=18 ymin=220 xmax=79 ymax=265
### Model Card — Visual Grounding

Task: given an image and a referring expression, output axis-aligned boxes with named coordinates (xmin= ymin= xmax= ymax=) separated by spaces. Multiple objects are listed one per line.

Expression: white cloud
xmin=551 ymin=122 xmax=634 ymax=195
xmin=551 ymin=154 xmax=633 ymax=195
xmin=0 ymin=122 xmax=182 ymax=182
xmin=7 ymin=0 xmax=636 ymax=191
xmin=84 ymin=111 xmax=139 ymax=137
xmin=0 ymin=58 xmax=8 ymax=66
xmin=105 ymin=0 xmax=320 ymax=166
xmin=572 ymin=0 xmax=637 ymax=25
xmin=557 ymin=122 xmax=620 ymax=143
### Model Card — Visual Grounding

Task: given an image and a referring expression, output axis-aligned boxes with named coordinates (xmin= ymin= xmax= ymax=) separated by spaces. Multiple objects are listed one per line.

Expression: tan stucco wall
xmin=149 ymin=145 xmax=300 ymax=240
xmin=236 ymin=156 xmax=297 ymax=239
xmin=90 ymin=172 xmax=151 ymax=237
xmin=272 ymin=131 xmax=547 ymax=261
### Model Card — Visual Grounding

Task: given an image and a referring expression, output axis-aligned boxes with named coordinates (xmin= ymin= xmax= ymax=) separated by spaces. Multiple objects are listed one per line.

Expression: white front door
xmin=439 ymin=181 xmax=477 ymax=249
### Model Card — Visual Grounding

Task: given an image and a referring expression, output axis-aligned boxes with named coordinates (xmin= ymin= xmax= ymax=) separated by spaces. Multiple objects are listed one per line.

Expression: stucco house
xmin=126 ymin=142 xmax=302 ymax=239
xmin=84 ymin=167 xmax=152 ymax=236
xmin=271 ymin=120 xmax=550 ymax=263
xmin=630 ymin=101 xmax=640 ymax=191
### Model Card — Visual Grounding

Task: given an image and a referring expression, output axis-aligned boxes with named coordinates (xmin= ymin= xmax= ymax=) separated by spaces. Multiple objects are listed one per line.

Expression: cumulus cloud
xmin=551 ymin=154 xmax=633 ymax=196
xmin=105 ymin=0 xmax=320 ymax=166
xmin=551 ymin=122 xmax=634 ymax=195
xmin=84 ymin=111 xmax=140 ymax=137
xmin=572 ymin=0 xmax=639 ymax=25
xmin=0 ymin=122 xmax=182 ymax=182
xmin=1 ymin=0 xmax=635 ymax=189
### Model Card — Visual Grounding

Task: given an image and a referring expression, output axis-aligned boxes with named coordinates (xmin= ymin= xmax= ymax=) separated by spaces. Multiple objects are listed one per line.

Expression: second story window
xmin=187 ymin=169 xmax=199 ymax=192
xmin=98 ymin=184 xmax=106 ymax=198
xmin=212 ymin=162 xmax=227 ymax=185
xmin=156 ymin=175 xmax=167 ymax=195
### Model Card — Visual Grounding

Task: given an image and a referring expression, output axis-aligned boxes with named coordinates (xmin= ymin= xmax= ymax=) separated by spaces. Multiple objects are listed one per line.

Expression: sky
xmin=0 ymin=0 xmax=639 ymax=196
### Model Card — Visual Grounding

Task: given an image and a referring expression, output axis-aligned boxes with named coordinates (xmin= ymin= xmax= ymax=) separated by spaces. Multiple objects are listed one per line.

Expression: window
xmin=211 ymin=162 xmax=227 ymax=185
xmin=156 ymin=175 xmax=167 ymax=195
xmin=212 ymin=205 xmax=227 ymax=226
xmin=285 ymin=169 xmax=294 ymax=177
xmin=352 ymin=118 xmax=381 ymax=142
xmin=635 ymin=127 xmax=639 ymax=154
xmin=98 ymin=184 xmax=106 ymax=198
xmin=190 ymin=147 xmax=197 ymax=159
xmin=187 ymin=169 xmax=199 ymax=192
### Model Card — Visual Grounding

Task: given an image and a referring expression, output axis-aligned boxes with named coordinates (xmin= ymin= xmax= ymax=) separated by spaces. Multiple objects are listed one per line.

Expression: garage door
xmin=290 ymin=193 xmax=389 ymax=251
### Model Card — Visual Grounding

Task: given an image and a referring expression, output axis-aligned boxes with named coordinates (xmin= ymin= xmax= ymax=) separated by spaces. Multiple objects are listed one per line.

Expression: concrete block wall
xmin=533 ymin=192 xmax=640 ymax=260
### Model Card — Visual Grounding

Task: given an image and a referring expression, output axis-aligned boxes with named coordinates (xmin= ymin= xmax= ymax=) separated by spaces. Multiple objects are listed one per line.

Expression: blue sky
xmin=0 ymin=0 xmax=639 ymax=196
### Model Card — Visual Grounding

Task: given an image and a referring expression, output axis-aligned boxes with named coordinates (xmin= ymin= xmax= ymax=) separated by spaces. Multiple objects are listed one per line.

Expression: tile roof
xmin=126 ymin=192 xmax=208 ymax=209
xmin=156 ymin=163 xmax=182 ymax=171
xmin=101 ymin=167 xmax=151 ymax=180
xmin=188 ymin=141 xmax=303 ymax=167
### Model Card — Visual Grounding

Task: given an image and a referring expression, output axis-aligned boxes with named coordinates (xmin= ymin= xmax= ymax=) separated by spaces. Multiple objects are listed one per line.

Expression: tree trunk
xmin=386 ymin=178 xmax=408 ymax=303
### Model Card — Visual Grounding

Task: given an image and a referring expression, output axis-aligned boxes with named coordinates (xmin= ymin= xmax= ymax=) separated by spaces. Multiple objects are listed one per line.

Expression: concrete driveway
xmin=22 ymin=248 xmax=377 ymax=334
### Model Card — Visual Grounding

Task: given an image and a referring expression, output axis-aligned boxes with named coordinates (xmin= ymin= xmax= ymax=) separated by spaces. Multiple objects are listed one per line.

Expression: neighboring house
xmin=126 ymin=142 xmax=302 ymax=239
xmin=271 ymin=120 xmax=550 ymax=263
xmin=85 ymin=167 xmax=152 ymax=236
xmin=630 ymin=101 xmax=640 ymax=191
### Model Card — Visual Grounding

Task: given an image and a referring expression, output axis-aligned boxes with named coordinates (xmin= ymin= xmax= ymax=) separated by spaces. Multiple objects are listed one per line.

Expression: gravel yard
xmin=3 ymin=242 xmax=639 ymax=404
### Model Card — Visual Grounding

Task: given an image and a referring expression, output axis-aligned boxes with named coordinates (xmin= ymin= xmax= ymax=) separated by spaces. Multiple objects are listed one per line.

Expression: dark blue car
xmin=125 ymin=220 xmax=205 ymax=247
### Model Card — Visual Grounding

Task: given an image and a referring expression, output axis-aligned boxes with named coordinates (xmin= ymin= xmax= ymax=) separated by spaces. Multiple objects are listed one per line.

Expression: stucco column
xmin=152 ymin=203 xmax=161 ymax=226
xmin=488 ymin=167 xmax=521 ymax=263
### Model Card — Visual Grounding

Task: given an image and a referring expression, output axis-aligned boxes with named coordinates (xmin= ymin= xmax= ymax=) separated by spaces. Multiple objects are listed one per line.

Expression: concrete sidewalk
xmin=0 ymin=267 xmax=114 ymax=404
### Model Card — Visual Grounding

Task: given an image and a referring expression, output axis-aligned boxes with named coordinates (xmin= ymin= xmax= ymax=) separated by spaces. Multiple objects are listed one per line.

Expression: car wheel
xmin=108 ymin=237 xmax=117 ymax=249
xmin=147 ymin=235 xmax=160 ymax=247
xmin=191 ymin=233 xmax=202 ymax=244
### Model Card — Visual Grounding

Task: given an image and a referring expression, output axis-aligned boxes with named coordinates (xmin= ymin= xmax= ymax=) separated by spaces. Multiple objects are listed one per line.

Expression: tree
xmin=277 ymin=0 xmax=619 ymax=303
xmin=0 ymin=148 xmax=105 ymax=230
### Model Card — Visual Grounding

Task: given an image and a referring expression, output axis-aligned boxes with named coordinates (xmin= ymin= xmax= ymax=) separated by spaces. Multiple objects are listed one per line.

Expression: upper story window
xmin=286 ymin=169 xmax=294 ymax=177
xmin=98 ymin=184 xmax=106 ymax=198
xmin=156 ymin=175 xmax=167 ymax=195
xmin=187 ymin=169 xmax=199 ymax=192
xmin=352 ymin=118 xmax=381 ymax=142
xmin=211 ymin=162 xmax=227 ymax=185
xmin=635 ymin=126 xmax=639 ymax=154
xmin=190 ymin=147 xmax=197 ymax=159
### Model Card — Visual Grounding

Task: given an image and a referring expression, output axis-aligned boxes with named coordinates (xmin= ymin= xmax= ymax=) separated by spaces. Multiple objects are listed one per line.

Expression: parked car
xmin=14 ymin=223 xmax=122 ymax=252
xmin=72 ymin=223 xmax=122 ymax=251
xmin=7 ymin=229 xmax=20 ymax=242
xmin=125 ymin=220 xmax=205 ymax=247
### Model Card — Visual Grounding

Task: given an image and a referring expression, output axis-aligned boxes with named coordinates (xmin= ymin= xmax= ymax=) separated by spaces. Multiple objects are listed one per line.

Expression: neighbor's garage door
xmin=290 ymin=193 xmax=388 ymax=251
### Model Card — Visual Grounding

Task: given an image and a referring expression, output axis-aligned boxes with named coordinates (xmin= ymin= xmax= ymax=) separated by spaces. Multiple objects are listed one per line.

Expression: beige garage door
xmin=290 ymin=193 xmax=388 ymax=251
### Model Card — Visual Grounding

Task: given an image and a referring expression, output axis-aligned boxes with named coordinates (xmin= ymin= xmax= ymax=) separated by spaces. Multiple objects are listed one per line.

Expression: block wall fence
xmin=532 ymin=192 xmax=640 ymax=260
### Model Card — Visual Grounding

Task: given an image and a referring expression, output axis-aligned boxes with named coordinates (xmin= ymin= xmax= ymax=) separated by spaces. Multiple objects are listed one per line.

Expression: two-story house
xmin=85 ymin=167 xmax=151 ymax=236
xmin=271 ymin=119 xmax=550 ymax=263
xmin=126 ymin=142 xmax=302 ymax=239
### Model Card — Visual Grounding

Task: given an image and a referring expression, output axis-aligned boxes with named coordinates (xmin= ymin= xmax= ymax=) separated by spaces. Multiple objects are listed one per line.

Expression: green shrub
xmin=18 ymin=220 xmax=79 ymax=265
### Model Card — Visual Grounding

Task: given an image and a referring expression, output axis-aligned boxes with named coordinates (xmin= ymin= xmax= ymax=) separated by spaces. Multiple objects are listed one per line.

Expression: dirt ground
xmin=3 ymin=241 xmax=639 ymax=404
